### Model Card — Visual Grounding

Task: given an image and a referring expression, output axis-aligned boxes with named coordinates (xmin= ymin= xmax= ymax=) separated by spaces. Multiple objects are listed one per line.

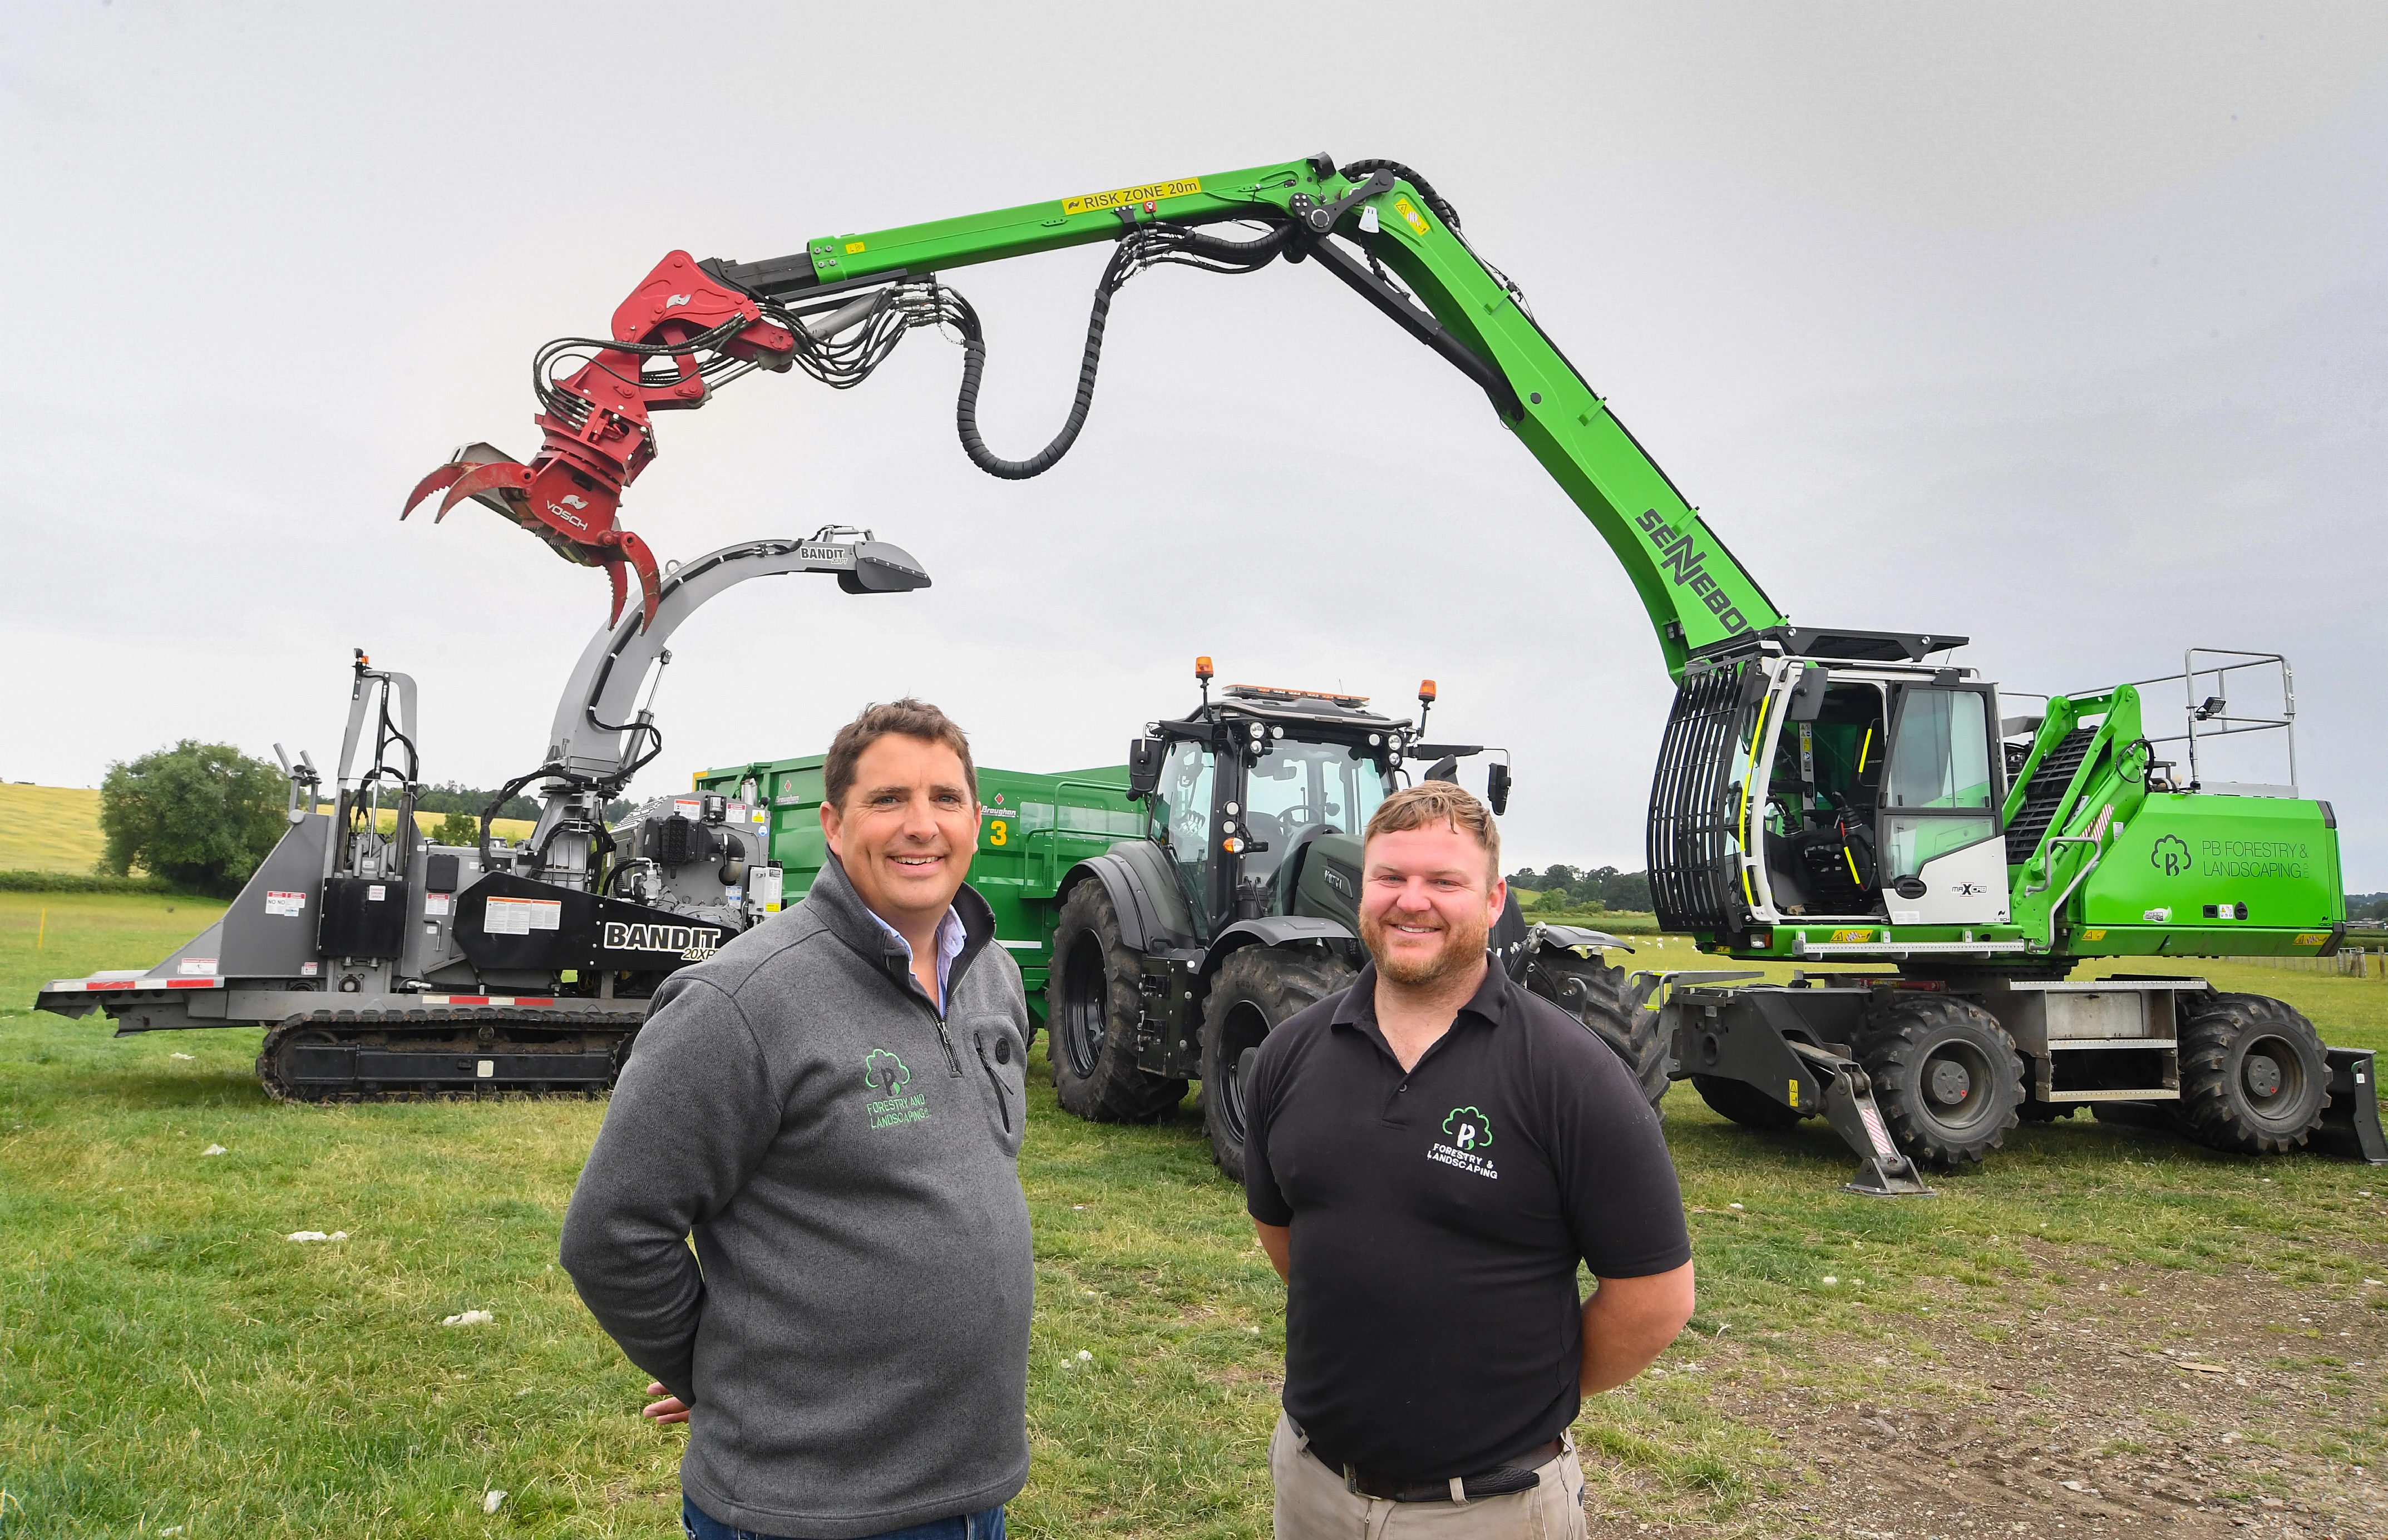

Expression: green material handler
xmin=415 ymin=152 xmax=2382 ymax=1187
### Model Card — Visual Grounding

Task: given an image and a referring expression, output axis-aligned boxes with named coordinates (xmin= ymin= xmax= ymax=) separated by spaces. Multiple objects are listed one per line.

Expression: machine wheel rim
xmin=2239 ymin=1032 xmax=2309 ymax=1126
xmin=1915 ymin=1034 xmax=1999 ymax=1138
xmin=1058 ymin=939 xmax=1108 ymax=1080
xmin=1215 ymin=1001 xmax=1271 ymax=1147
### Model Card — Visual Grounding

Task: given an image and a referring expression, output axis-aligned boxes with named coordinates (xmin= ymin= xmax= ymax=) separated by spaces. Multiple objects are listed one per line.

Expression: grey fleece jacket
xmin=559 ymin=856 xmax=1033 ymax=1538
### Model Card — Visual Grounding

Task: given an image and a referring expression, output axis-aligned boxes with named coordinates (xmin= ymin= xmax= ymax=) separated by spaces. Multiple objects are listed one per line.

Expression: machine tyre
xmin=1047 ymin=881 xmax=1185 ymax=1123
xmin=2171 ymin=991 xmax=2329 ymax=1154
xmin=1691 ymin=1073 xmax=1807 ymax=1131
xmin=1858 ymin=994 xmax=2024 ymax=1166
xmin=1199 ymin=944 xmax=1357 ymax=1183
xmin=1523 ymin=946 xmax=1668 ymax=1114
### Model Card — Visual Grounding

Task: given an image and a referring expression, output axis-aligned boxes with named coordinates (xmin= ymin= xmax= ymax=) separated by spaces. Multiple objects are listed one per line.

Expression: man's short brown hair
xmin=1364 ymin=782 xmax=1501 ymax=881
xmin=823 ymin=699 xmax=978 ymax=811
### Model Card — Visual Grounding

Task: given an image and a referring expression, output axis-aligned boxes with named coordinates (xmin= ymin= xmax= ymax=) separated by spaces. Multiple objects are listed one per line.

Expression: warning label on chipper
xmin=483 ymin=897 xmax=563 ymax=936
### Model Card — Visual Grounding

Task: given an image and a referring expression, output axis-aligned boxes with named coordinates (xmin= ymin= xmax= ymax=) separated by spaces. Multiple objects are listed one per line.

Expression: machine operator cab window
xmin=1237 ymin=738 xmax=1394 ymax=904
xmin=1753 ymin=673 xmax=2005 ymax=926
xmin=1149 ymin=739 xmax=1217 ymax=933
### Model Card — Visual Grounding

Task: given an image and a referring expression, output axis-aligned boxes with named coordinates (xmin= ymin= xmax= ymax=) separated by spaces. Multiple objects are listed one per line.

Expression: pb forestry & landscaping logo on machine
xmin=1429 ymin=1105 xmax=1499 ymax=1181
xmin=864 ymin=1048 xmax=929 ymax=1131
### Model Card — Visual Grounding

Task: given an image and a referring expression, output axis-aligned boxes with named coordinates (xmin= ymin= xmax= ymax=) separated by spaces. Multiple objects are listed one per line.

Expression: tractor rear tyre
xmin=1858 ymin=994 xmax=2024 ymax=1166
xmin=1691 ymin=1073 xmax=1808 ymax=1130
xmin=1047 ymin=882 xmax=1185 ymax=1123
xmin=1523 ymin=946 xmax=1669 ymax=1114
xmin=2172 ymin=991 xmax=2329 ymax=1154
xmin=1200 ymin=944 xmax=1356 ymax=1184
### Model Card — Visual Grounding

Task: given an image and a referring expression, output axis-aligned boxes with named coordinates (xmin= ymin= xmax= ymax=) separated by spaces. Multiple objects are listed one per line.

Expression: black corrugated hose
xmin=952 ymin=224 xmax=1291 ymax=480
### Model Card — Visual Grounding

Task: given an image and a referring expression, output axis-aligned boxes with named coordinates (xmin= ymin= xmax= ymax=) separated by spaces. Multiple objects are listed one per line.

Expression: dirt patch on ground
xmin=1583 ymin=1255 xmax=2388 ymax=1539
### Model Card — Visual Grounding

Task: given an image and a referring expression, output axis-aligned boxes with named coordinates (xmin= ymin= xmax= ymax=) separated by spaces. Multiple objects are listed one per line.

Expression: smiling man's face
xmin=1358 ymin=821 xmax=1506 ymax=989
xmin=820 ymin=733 xmax=979 ymax=939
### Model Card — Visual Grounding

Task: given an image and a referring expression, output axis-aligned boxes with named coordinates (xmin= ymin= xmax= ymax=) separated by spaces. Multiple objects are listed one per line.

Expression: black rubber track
xmin=2171 ymin=990 xmax=2330 ymax=1154
xmin=1691 ymin=1072 xmax=1807 ymax=1131
xmin=1858 ymin=993 xmax=2025 ymax=1166
xmin=255 ymin=1016 xmax=635 ymax=1103
xmin=1046 ymin=882 xmax=1185 ymax=1123
xmin=1522 ymin=947 xmax=1669 ymax=1114
xmin=1199 ymin=945 xmax=1357 ymax=1183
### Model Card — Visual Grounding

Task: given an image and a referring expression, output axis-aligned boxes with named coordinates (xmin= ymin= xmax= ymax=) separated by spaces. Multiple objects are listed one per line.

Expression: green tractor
xmin=703 ymin=661 xmax=1661 ymax=1180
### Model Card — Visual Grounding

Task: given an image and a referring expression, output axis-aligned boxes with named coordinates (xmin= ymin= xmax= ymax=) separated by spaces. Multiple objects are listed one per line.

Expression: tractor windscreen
xmin=1238 ymin=741 xmax=1394 ymax=885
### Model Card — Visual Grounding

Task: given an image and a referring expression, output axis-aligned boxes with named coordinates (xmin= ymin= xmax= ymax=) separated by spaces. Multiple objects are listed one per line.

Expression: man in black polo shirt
xmin=1244 ymin=783 xmax=1694 ymax=1538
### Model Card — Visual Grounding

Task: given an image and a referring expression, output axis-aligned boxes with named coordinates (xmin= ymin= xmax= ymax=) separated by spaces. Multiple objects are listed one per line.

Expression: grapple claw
xmin=401 ymin=463 xmax=463 ymax=520
xmin=438 ymin=460 xmax=534 ymax=521
xmin=618 ymin=529 xmax=664 ymax=633
xmin=604 ymin=555 xmax=629 ymax=630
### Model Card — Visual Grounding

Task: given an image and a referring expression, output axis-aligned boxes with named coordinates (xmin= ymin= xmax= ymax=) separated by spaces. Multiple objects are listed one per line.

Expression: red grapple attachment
xmin=403 ymin=251 xmax=795 ymax=631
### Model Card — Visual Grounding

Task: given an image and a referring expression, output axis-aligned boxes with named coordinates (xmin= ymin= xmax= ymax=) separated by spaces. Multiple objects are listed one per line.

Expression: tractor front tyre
xmin=1691 ymin=1073 xmax=1807 ymax=1131
xmin=1200 ymin=944 xmax=1356 ymax=1184
xmin=1523 ymin=946 xmax=1668 ymax=1114
xmin=1859 ymin=994 xmax=2025 ymax=1166
xmin=2172 ymin=992 xmax=2329 ymax=1154
xmin=1047 ymin=882 xmax=1184 ymax=1123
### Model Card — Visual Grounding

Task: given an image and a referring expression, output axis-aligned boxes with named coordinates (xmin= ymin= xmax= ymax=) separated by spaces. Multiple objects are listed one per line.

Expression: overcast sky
xmin=3 ymin=3 xmax=2384 ymax=884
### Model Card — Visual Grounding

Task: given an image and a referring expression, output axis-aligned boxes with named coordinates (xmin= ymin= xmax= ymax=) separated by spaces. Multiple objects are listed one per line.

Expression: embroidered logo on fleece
xmin=1430 ymin=1105 xmax=1499 ymax=1179
xmin=864 ymin=1048 xmax=929 ymax=1129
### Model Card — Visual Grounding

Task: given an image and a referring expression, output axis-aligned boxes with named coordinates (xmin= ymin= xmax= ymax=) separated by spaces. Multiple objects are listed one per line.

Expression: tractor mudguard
xmin=2317 ymin=1048 xmax=2388 ymax=1164
xmin=1202 ymin=915 xmax=1355 ymax=978
xmin=1058 ymin=846 xmax=1189 ymax=955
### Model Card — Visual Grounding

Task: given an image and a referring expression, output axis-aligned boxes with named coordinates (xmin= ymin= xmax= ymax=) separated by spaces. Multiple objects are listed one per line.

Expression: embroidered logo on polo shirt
xmin=1430 ymin=1105 xmax=1499 ymax=1179
xmin=864 ymin=1048 xmax=929 ymax=1129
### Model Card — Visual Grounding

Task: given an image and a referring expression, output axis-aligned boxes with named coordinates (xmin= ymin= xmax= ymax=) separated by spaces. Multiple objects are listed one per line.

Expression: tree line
xmin=96 ymin=741 xmax=633 ymax=896
xmin=1506 ymin=864 xmax=1652 ymax=912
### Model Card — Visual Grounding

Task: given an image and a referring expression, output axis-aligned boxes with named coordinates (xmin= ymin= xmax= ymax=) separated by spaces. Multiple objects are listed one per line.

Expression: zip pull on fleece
xmin=933 ymin=1018 xmax=963 ymax=1077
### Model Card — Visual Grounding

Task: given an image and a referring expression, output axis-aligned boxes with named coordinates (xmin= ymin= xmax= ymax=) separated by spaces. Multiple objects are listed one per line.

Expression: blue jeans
xmin=682 ymin=1494 xmax=1005 ymax=1540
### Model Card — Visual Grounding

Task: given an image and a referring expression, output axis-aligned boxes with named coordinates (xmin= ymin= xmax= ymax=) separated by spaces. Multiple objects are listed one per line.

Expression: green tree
xmin=435 ymin=811 xmax=480 ymax=846
xmin=98 ymin=740 xmax=287 ymax=896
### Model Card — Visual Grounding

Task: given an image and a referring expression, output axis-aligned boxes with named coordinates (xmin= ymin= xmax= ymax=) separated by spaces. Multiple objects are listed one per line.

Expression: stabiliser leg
xmin=1788 ymin=1041 xmax=1937 ymax=1197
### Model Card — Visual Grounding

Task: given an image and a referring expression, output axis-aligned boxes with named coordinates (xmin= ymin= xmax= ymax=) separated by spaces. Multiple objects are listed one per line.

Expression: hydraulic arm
xmin=407 ymin=155 xmax=1780 ymax=671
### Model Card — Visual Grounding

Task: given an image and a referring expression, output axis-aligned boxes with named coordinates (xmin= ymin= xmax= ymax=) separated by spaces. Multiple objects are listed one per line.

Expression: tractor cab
xmin=1127 ymin=659 xmax=1506 ymax=939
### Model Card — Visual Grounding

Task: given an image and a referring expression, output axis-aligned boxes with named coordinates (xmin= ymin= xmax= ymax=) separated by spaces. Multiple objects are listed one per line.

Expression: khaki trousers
xmin=1269 ymin=1413 xmax=1589 ymax=1540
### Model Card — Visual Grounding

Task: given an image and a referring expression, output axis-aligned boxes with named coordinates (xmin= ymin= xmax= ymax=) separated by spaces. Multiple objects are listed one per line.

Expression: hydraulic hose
xmin=953 ymin=223 xmax=1291 ymax=480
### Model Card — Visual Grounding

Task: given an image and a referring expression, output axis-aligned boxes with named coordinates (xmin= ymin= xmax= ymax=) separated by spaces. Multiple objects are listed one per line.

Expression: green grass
xmin=4 ymin=895 xmax=2388 ymax=1536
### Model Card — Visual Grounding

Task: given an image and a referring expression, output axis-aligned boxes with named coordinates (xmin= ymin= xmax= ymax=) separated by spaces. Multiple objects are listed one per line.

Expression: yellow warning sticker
xmin=1393 ymin=194 xmax=1430 ymax=235
xmin=1062 ymin=176 xmax=1203 ymax=216
xmin=2296 ymin=932 xmax=2331 ymax=946
xmin=1829 ymin=929 xmax=1874 ymax=944
xmin=1788 ymin=1079 xmax=1799 ymax=1108
xmin=2083 ymin=929 xmax=2106 ymax=941
xmin=844 ymin=240 xmax=865 ymax=254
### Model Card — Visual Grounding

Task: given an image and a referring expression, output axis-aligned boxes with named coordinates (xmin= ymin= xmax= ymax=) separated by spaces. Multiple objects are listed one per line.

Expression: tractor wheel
xmin=1691 ymin=1073 xmax=1808 ymax=1131
xmin=1858 ymin=994 xmax=2025 ymax=1166
xmin=1046 ymin=882 xmax=1184 ymax=1123
xmin=2171 ymin=992 xmax=2329 ymax=1154
xmin=1200 ymin=944 xmax=1356 ymax=1184
xmin=1523 ymin=946 xmax=1669 ymax=1114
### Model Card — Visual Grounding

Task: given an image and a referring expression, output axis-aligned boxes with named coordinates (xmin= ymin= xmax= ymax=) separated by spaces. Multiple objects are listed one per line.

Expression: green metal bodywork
xmin=694 ymin=756 xmax=1141 ymax=1023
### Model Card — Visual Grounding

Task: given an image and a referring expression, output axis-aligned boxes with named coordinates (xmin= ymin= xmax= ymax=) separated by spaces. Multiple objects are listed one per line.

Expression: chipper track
xmin=257 ymin=1004 xmax=646 ymax=1103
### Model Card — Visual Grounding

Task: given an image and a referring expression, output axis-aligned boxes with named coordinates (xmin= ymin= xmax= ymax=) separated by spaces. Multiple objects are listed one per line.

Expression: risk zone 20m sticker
xmin=1062 ymin=176 xmax=1202 ymax=216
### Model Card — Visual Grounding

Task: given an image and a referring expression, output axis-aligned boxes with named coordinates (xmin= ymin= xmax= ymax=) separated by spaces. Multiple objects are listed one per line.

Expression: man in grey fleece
xmin=561 ymin=699 xmax=1032 ymax=1540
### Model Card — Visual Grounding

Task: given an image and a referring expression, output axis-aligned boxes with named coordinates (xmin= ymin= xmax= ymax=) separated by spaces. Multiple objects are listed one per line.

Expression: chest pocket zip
xmin=979 ymin=1043 xmax=1014 ymax=1134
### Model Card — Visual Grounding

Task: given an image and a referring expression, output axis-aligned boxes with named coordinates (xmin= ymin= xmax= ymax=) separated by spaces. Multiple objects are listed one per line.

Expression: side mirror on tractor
xmin=1127 ymin=738 xmax=1166 ymax=800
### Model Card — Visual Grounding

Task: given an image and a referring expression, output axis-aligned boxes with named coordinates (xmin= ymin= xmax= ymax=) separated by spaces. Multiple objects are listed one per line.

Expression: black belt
xmin=1296 ymin=1422 xmax=1558 ymax=1503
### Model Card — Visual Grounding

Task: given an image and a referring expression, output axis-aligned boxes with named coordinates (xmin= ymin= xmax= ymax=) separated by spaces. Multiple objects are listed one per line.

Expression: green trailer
xmin=692 ymin=756 xmax=1142 ymax=1026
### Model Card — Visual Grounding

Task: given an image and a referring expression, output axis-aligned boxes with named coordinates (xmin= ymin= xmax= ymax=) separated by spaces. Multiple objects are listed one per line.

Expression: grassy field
xmin=0 ymin=786 xmax=107 ymax=875
xmin=0 ymin=785 xmax=537 ymax=882
xmin=4 ymin=895 xmax=2387 ymax=1537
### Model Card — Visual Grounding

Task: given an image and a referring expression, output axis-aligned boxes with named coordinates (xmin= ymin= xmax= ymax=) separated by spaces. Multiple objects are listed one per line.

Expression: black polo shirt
xmin=1244 ymin=957 xmax=1689 ymax=1479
